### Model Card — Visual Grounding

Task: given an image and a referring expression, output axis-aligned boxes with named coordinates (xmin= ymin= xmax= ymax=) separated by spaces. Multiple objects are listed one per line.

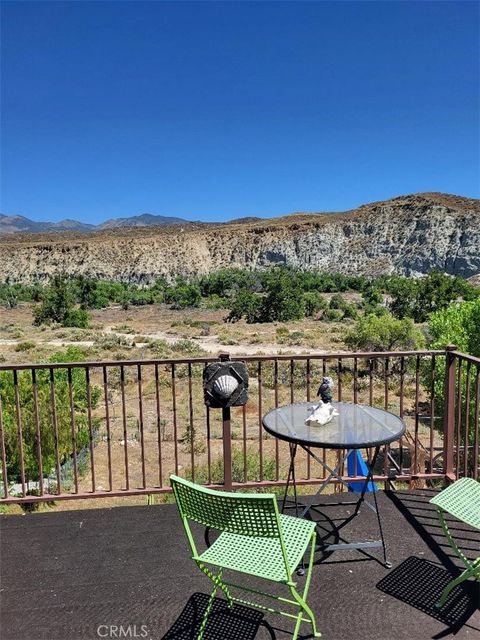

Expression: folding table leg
xmin=281 ymin=443 xmax=298 ymax=514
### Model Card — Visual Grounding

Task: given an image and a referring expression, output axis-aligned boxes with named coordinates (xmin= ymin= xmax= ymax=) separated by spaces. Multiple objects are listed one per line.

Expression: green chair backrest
xmin=170 ymin=475 xmax=281 ymax=538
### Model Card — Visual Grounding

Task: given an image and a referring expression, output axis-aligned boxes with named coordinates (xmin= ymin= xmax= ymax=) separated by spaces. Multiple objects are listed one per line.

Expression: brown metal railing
xmin=443 ymin=349 xmax=480 ymax=483
xmin=0 ymin=348 xmax=478 ymax=504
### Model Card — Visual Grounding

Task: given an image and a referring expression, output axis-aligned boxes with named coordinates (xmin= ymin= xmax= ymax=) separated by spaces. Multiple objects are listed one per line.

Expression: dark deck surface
xmin=1 ymin=490 xmax=479 ymax=640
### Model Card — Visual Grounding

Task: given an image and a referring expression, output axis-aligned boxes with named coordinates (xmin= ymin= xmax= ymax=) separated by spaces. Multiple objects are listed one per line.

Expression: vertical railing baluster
xmin=206 ymin=406 xmax=212 ymax=484
xmin=413 ymin=355 xmax=420 ymax=480
xmin=102 ymin=367 xmax=112 ymax=492
xmin=384 ymin=357 xmax=389 ymax=410
xmin=443 ymin=347 xmax=457 ymax=482
xmin=473 ymin=367 xmax=479 ymax=480
xmin=0 ymin=378 xmax=9 ymax=499
xmin=337 ymin=358 xmax=342 ymax=401
xmin=455 ymin=359 xmax=463 ymax=479
xmin=322 ymin=359 xmax=327 ymax=478
xmin=353 ymin=357 xmax=358 ymax=404
xmin=258 ymin=362 xmax=263 ymax=482
xmin=67 ymin=369 xmax=78 ymax=494
xmin=85 ymin=366 xmax=95 ymax=493
xmin=383 ymin=357 xmax=390 ymax=480
xmin=429 ymin=356 xmax=436 ymax=474
xmin=347 ymin=358 xmax=356 ymax=476
xmin=154 ymin=364 xmax=163 ymax=488
xmin=120 ymin=365 xmax=129 ymax=490
xmin=188 ymin=363 xmax=195 ymax=483
xmin=306 ymin=358 xmax=311 ymax=479
xmin=137 ymin=364 xmax=146 ymax=489
xmin=306 ymin=358 xmax=311 ymax=402
xmin=337 ymin=359 xmax=343 ymax=489
xmin=48 ymin=369 xmax=61 ymax=495
xmin=242 ymin=403 xmax=247 ymax=483
xmin=399 ymin=356 xmax=405 ymax=473
xmin=399 ymin=357 xmax=405 ymax=417
xmin=464 ymin=361 xmax=472 ymax=479
xmin=32 ymin=369 xmax=44 ymax=496
xmin=290 ymin=359 xmax=294 ymax=404
xmin=274 ymin=359 xmax=279 ymax=481
xmin=369 ymin=358 xmax=374 ymax=406
xmin=172 ymin=363 xmax=178 ymax=475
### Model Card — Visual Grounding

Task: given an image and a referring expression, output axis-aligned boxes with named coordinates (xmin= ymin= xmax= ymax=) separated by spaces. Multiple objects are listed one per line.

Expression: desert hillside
xmin=1 ymin=193 xmax=478 ymax=284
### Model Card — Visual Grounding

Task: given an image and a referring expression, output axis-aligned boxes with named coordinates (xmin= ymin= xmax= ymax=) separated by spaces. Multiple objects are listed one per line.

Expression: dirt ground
xmin=0 ymin=301 xmax=354 ymax=365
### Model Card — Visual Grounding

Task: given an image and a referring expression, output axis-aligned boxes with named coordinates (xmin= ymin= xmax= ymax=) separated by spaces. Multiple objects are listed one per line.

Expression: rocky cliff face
xmin=1 ymin=193 xmax=478 ymax=284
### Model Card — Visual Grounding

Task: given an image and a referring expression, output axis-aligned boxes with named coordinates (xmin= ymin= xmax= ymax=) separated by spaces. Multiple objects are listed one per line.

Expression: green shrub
xmin=388 ymin=272 xmax=469 ymax=322
xmin=303 ymin=292 xmax=327 ymax=317
xmin=63 ymin=308 xmax=89 ymax=328
xmin=171 ymin=339 xmax=206 ymax=356
xmin=203 ymin=294 xmax=230 ymax=310
xmin=323 ymin=308 xmax=342 ymax=322
xmin=256 ymin=269 xmax=305 ymax=322
xmin=428 ymin=299 xmax=480 ymax=356
xmin=94 ymin=334 xmax=131 ymax=350
xmin=0 ymin=347 xmax=100 ymax=482
xmin=342 ymin=303 xmax=359 ymax=320
xmin=423 ymin=300 xmax=480 ymax=441
xmin=362 ymin=286 xmax=383 ymax=306
xmin=345 ymin=313 xmax=425 ymax=352
xmin=165 ymin=280 xmax=202 ymax=309
xmin=33 ymin=275 xmax=90 ymax=328
xmin=276 ymin=329 xmax=304 ymax=345
xmin=149 ymin=339 xmax=172 ymax=358
xmin=329 ymin=293 xmax=347 ymax=310
xmin=226 ymin=289 xmax=261 ymax=323
xmin=14 ymin=341 xmax=36 ymax=352
xmin=113 ymin=324 xmax=135 ymax=334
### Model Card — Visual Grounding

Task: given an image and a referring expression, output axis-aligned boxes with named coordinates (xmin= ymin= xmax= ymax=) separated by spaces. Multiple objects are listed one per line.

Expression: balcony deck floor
xmin=1 ymin=489 xmax=479 ymax=640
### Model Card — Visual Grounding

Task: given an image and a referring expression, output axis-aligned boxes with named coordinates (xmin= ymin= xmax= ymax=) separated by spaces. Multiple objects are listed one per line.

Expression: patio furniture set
xmin=171 ymin=400 xmax=480 ymax=640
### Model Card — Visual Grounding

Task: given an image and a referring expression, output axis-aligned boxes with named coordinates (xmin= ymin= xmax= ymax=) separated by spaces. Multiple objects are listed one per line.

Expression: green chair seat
xmin=430 ymin=477 xmax=480 ymax=529
xmin=199 ymin=513 xmax=317 ymax=582
xmin=429 ymin=477 xmax=480 ymax=608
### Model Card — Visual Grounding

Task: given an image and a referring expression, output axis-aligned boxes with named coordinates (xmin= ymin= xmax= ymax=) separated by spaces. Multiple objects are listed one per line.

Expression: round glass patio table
xmin=262 ymin=401 xmax=406 ymax=568
xmin=262 ymin=401 xmax=406 ymax=450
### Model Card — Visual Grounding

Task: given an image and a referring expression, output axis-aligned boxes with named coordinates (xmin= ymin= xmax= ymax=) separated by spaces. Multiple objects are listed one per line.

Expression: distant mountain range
xmin=1 ymin=193 xmax=478 ymax=283
xmin=0 ymin=213 xmax=194 ymax=234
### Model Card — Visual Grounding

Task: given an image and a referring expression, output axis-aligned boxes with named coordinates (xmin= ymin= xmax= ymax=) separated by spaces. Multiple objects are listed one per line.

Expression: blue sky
xmin=1 ymin=1 xmax=478 ymax=224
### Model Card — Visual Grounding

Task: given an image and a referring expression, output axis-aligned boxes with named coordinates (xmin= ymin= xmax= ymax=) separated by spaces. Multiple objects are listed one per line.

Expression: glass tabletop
xmin=262 ymin=402 xmax=406 ymax=449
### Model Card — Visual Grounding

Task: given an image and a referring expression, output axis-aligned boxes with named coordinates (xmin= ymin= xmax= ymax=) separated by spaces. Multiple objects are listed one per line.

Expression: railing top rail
xmin=451 ymin=351 xmax=480 ymax=366
xmin=0 ymin=349 xmax=448 ymax=371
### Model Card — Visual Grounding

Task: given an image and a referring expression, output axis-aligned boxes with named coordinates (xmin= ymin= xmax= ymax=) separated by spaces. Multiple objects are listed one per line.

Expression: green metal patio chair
xmin=429 ymin=477 xmax=480 ymax=608
xmin=170 ymin=475 xmax=321 ymax=640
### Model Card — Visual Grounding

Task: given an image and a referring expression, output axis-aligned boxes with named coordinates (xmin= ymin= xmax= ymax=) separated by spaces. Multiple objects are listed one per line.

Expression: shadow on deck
xmin=1 ymin=490 xmax=479 ymax=640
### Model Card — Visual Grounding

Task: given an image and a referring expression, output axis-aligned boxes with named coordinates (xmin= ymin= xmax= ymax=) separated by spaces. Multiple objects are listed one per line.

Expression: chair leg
xmin=289 ymin=533 xmax=321 ymax=639
xmin=195 ymin=566 xmax=234 ymax=640
xmin=197 ymin=581 xmax=219 ymax=640
xmin=437 ymin=509 xmax=474 ymax=571
xmin=196 ymin=562 xmax=234 ymax=607
xmin=436 ymin=562 xmax=480 ymax=609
